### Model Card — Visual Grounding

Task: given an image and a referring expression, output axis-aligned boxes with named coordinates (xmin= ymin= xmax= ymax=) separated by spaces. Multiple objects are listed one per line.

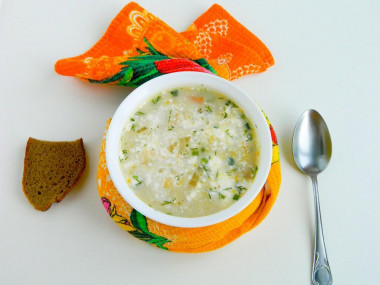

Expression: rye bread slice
xmin=22 ymin=138 xmax=86 ymax=211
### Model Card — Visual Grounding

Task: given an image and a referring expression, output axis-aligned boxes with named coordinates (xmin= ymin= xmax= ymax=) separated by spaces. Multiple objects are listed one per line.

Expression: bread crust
xmin=22 ymin=138 xmax=86 ymax=211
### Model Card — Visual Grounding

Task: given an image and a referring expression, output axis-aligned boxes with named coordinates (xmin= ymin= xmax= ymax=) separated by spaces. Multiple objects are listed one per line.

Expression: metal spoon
xmin=292 ymin=109 xmax=333 ymax=285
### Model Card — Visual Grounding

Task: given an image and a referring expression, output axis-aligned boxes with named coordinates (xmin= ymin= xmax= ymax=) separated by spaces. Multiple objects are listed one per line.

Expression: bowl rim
xmin=106 ymin=72 xmax=272 ymax=228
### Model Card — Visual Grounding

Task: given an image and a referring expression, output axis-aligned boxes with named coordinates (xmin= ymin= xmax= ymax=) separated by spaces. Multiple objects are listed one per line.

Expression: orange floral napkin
xmin=56 ymin=2 xmax=281 ymax=252
xmin=55 ymin=2 xmax=274 ymax=85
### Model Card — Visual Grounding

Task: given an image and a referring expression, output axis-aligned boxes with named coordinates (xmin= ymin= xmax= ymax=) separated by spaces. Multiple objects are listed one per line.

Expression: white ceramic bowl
xmin=106 ymin=72 xmax=272 ymax=228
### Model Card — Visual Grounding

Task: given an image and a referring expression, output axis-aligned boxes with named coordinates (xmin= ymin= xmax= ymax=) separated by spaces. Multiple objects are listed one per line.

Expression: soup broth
xmin=119 ymin=86 xmax=259 ymax=217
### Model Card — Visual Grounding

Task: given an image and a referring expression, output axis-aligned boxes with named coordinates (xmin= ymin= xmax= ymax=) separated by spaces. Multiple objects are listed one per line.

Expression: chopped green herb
xmin=224 ymin=112 xmax=228 ymax=118
xmin=131 ymin=124 xmax=136 ymax=131
xmin=205 ymin=105 xmax=213 ymax=112
xmin=170 ymin=90 xmax=178 ymax=96
xmin=236 ymin=186 xmax=247 ymax=193
xmin=250 ymin=166 xmax=258 ymax=179
xmin=226 ymin=100 xmax=238 ymax=108
xmin=246 ymin=134 xmax=252 ymax=141
xmin=233 ymin=194 xmax=240 ymax=200
xmin=132 ymin=176 xmax=142 ymax=186
xmin=200 ymin=147 xmax=206 ymax=152
xmin=240 ymin=113 xmax=246 ymax=119
xmin=245 ymin=122 xmax=251 ymax=130
xmin=161 ymin=198 xmax=176 ymax=206
xmin=201 ymin=157 xmax=208 ymax=164
xmin=218 ymin=192 xmax=226 ymax=199
xmin=200 ymin=164 xmax=209 ymax=173
xmin=198 ymin=108 xmax=203 ymax=113
xmin=213 ymin=125 xmax=219 ymax=129
xmin=135 ymin=111 xmax=145 ymax=115
xmin=168 ymin=109 xmax=172 ymax=122
xmin=223 ymin=187 xmax=232 ymax=191
xmin=191 ymin=148 xmax=199 ymax=156
xmin=175 ymin=174 xmax=183 ymax=181
xmin=225 ymin=129 xmax=233 ymax=138
xmin=193 ymin=130 xmax=197 ymax=135
xmin=167 ymin=125 xmax=174 ymax=131
xmin=228 ymin=157 xmax=235 ymax=166
xmin=130 ymin=118 xmax=135 ymax=121
xmin=152 ymin=96 xmax=161 ymax=104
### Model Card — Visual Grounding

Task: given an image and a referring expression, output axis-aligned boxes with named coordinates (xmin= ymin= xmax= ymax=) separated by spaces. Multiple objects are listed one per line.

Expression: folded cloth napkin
xmin=56 ymin=2 xmax=281 ymax=252
xmin=55 ymin=2 xmax=274 ymax=85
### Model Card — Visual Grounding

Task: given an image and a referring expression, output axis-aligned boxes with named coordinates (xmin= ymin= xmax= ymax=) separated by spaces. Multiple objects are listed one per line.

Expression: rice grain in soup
xmin=119 ymin=86 xmax=260 ymax=217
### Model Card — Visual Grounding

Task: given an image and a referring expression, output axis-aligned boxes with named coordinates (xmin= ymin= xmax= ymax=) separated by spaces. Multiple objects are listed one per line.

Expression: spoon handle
xmin=311 ymin=176 xmax=332 ymax=285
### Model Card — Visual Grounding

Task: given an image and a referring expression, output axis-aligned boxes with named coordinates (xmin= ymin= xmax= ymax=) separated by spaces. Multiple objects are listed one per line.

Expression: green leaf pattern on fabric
xmin=89 ymin=38 xmax=216 ymax=87
xmin=101 ymin=197 xmax=170 ymax=250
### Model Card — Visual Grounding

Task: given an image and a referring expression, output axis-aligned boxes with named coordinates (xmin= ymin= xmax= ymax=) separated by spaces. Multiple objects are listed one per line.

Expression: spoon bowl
xmin=292 ymin=109 xmax=333 ymax=285
xmin=293 ymin=109 xmax=332 ymax=175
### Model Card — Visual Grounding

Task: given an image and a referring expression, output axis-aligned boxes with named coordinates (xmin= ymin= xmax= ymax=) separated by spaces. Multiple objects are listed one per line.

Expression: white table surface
xmin=1 ymin=0 xmax=379 ymax=284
